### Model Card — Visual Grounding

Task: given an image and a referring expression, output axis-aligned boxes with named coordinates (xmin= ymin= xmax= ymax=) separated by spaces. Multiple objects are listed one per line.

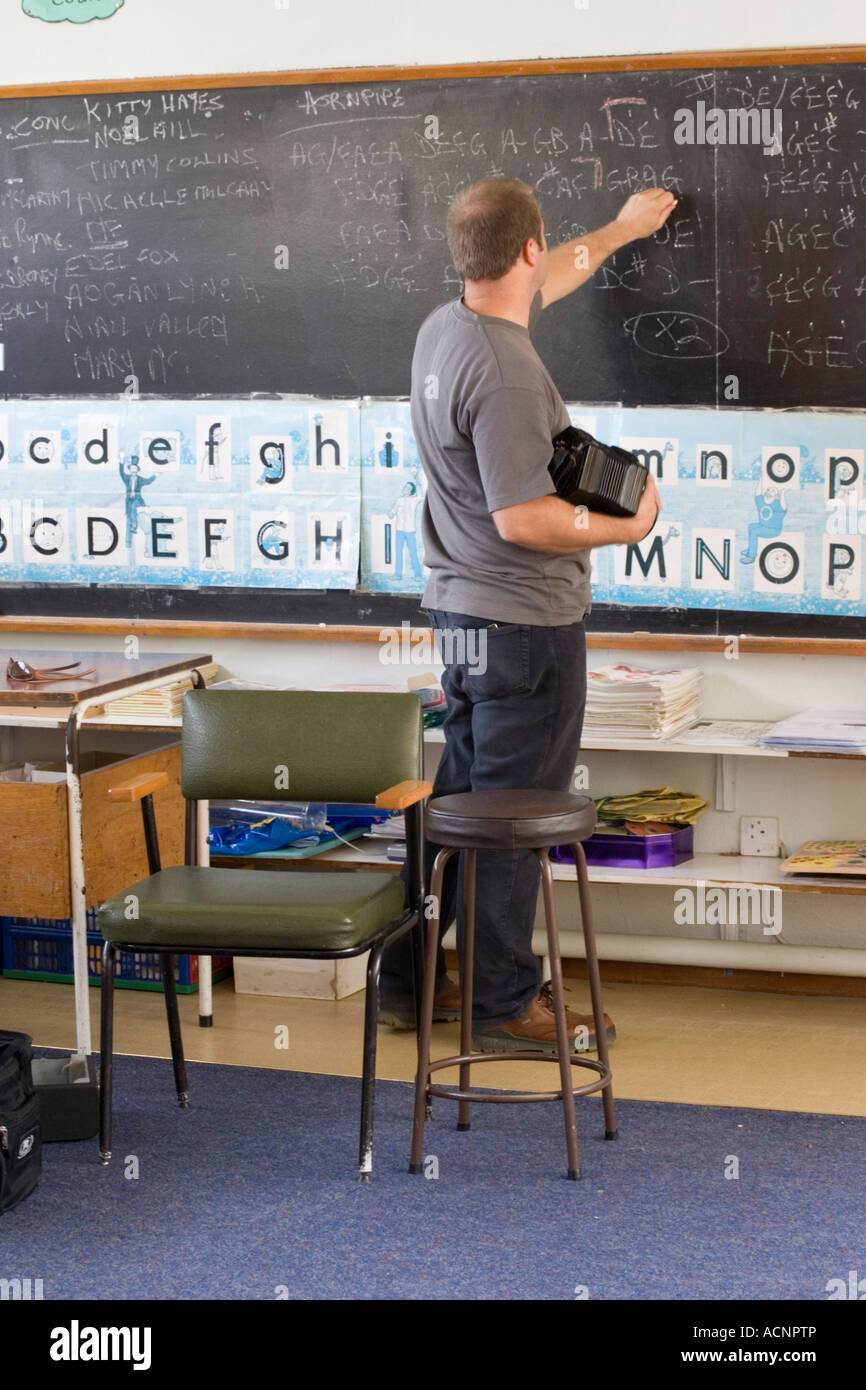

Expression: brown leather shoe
xmin=378 ymin=976 xmax=462 ymax=1030
xmin=472 ymin=981 xmax=615 ymax=1053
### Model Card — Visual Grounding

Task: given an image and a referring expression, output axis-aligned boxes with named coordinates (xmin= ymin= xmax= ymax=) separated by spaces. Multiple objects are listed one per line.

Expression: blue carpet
xmin=4 ymin=1054 xmax=863 ymax=1300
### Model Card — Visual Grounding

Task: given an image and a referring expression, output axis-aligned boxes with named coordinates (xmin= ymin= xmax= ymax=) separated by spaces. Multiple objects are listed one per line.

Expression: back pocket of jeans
xmin=460 ymin=623 xmax=531 ymax=702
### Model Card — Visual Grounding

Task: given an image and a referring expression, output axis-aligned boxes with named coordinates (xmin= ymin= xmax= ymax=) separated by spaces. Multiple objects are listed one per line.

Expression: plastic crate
xmin=0 ymin=915 xmax=231 ymax=994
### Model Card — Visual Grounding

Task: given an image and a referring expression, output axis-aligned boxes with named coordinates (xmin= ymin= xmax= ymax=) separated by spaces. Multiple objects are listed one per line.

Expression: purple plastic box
xmin=551 ymin=824 xmax=694 ymax=869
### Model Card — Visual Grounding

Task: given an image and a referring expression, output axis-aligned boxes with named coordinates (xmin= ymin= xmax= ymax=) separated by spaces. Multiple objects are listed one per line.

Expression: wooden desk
xmin=0 ymin=651 xmax=211 ymax=1061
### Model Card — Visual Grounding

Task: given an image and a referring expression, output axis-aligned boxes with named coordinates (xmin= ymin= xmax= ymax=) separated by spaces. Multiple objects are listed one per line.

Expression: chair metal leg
xmin=457 ymin=848 xmax=476 ymax=1131
xmin=99 ymin=941 xmax=116 ymax=1165
xmin=405 ymin=799 xmax=426 ymax=1050
xmin=572 ymin=842 xmax=618 ymax=1140
xmin=161 ymin=953 xmax=189 ymax=1108
xmin=538 ymin=851 xmax=582 ymax=1180
xmin=410 ymin=847 xmax=454 ymax=1174
xmin=359 ymin=940 xmax=385 ymax=1182
xmin=410 ymin=911 xmax=425 ymax=1051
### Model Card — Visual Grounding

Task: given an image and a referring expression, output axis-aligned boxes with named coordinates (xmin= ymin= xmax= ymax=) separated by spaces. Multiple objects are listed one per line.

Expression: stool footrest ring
xmin=424 ymin=1051 xmax=611 ymax=1103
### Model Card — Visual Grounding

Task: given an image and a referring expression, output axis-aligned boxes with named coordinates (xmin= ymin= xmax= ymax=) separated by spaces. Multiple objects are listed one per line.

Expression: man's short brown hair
xmin=446 ymin=178 xmax=543 ymax=281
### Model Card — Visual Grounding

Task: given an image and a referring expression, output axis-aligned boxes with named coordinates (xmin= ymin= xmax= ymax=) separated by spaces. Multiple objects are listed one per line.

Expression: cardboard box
xmin=0 ymin=744 xmax=184 ymax=918
xmin=232 ymin=953 xmax=369 ymax=1000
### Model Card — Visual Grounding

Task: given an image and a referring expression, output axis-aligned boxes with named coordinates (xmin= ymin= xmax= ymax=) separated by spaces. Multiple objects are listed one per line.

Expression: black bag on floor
xmin=0 ymin=1030 xmax=41 ymax=1213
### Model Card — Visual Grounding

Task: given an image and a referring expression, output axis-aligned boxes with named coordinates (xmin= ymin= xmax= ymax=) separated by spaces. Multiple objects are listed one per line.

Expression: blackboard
xmin=2 ymin=56 xmax=866 ymax=406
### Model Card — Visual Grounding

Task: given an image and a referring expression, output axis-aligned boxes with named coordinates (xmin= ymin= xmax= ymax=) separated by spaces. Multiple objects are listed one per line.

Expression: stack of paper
xmin=584 ymin=665 xmax=702 ymax=740
xmin=99 ymin=662 xmax=220 ymax=720
xmin=367 ymin=812 xmax=406 ymax=862
xmin=208 ymin=678 xmax=281 ymax=691
xmin=761 ymin=709 xmax=866 ymax=753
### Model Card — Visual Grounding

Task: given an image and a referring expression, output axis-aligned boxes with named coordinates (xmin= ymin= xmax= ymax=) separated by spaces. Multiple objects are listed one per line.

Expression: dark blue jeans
xmin=380 ymin=609 xmax=587 ymax=1026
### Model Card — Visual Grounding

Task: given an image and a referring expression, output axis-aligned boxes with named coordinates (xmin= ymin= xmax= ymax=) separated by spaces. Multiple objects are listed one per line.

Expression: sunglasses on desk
xmin=6 ymin=658 xmax=96 ymax=683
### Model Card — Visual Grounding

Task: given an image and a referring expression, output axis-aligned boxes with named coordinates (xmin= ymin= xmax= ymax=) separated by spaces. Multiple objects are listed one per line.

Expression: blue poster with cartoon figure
xmin=0 ymin=398 xmax=360 ymax=589
xmin=360 ymin=401 xmax=429 ymax=593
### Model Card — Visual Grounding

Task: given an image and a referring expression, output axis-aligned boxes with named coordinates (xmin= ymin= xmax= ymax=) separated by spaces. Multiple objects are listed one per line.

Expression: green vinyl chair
xmin=96 ymin=689 xmax=431 ymax=1181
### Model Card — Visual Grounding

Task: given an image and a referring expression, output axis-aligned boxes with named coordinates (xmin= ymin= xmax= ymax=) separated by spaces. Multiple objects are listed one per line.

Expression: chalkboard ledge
xmin=1 ymin=611 xmax=864 ymax=658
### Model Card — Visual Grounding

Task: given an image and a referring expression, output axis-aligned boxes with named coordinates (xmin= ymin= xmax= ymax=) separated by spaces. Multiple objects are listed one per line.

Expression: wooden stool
xmin=409 ymin=789 xmax=617 ymax=1180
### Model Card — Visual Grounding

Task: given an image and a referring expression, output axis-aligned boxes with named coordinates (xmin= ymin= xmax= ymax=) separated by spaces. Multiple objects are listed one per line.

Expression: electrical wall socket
xmin=740 ymin=816 xmax=780 ymax=857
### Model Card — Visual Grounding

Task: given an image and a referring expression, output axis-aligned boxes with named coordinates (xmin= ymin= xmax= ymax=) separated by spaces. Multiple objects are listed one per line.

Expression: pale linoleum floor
xmin=2 ymin=973 xmax=865 ymax=1116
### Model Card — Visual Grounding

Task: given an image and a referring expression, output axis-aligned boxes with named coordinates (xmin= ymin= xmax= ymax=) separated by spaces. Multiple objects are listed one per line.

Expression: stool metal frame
xmin=410 ymin=838 xmax=617 ymax=1181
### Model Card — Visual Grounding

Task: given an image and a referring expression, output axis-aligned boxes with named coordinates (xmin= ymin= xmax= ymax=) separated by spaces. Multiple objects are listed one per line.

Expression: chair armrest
xmin=107 ymin=771 xmax=169 ymax=803
xmin=375 ymin=779 xmax=433 ymax=810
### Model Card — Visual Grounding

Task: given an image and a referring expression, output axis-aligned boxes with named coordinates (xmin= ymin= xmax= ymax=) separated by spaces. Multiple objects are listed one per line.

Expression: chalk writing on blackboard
xmin=0 ymin=65 xmax=865 ymax=405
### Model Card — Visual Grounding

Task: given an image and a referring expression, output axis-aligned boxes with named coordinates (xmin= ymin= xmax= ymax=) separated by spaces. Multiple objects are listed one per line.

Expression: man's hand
xmin=540 ymin=187 xmax=678 ymax=307
xmin=615 ymin=189 xmax=678 ymax=242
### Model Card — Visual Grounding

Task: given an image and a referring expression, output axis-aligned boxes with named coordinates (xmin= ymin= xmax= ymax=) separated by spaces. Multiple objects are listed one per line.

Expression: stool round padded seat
xmin=425 ymin=789 xmax=597 ymax=850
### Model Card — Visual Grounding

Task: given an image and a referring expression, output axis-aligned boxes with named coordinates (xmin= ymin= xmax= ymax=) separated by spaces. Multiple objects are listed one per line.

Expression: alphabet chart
xmin=1 ymin=397 xmax=863 ymax=618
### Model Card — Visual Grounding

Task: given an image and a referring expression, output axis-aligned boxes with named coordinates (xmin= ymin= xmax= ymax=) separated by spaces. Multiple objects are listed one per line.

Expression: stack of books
xmin=98 ymin=662 xmax=220 ymax=720
xmin=583 ymin=664 xmax=702 ymax=740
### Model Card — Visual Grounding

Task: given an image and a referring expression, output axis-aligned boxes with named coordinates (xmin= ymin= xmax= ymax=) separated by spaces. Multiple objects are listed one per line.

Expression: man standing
xmin=379 ymin=178 xmax=674 ymax=1049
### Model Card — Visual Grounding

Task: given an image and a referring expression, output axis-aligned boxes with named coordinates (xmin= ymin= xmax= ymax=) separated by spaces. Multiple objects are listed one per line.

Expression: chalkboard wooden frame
xmin=1 ymin=607 xmax=865 ymax=657
xmin=3 ymin=47 xmax=866 ymax=639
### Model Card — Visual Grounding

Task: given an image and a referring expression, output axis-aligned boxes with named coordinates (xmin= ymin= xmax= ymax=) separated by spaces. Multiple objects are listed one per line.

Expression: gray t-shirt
xmin=410 ymin=291 xmax=592 ymax=625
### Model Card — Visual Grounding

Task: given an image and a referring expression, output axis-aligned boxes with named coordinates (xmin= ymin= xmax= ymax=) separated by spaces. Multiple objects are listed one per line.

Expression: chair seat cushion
xmin=97 ymin=866 xmax=406 ymax=953
xmin=426 ymin=789 xmax=597 ymax=850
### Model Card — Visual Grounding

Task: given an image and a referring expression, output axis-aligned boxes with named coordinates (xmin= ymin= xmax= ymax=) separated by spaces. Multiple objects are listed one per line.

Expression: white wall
xmin=1 ymin=0 xmax=864 ymax=88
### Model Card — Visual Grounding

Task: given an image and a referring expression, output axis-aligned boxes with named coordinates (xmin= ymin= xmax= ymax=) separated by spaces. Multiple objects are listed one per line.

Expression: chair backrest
xmin=181 ymin=689 xmax=423 ymax=803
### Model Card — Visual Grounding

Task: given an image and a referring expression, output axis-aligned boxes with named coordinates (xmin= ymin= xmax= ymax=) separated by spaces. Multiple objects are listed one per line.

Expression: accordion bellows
xmin=548 ymin=426 xmax=649 ymax=518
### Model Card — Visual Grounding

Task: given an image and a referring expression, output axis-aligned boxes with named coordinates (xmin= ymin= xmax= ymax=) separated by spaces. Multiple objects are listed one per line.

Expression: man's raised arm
xmin=540 ymin=188 xmax=678 ymax=308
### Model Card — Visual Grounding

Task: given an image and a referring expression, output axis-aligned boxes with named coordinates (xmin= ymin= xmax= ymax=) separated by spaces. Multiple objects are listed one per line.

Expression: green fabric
xmin=594 ymin=786 xmax=710 ymax=826
xmin=97 ymin=866 xmax=406 ymax=952
xmin=181 ymin=689 xmax=422 ymax=802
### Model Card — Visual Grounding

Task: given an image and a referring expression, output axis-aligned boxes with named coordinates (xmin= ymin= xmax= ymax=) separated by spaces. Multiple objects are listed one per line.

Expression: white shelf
xmin=9 ymin=709 xmax=863 ymax=761
xmin=427 ymin=719 xmax=866 ymax=760
xmin=84 ymin=715 xmax=183 ymax=730
xmin=306 ymin=839 xmax=866 ymax=895
xmin=582 ymin=721 xmax=785 ymax=757
xmin=0 ymin=709 xmax=183 ymax=731
xmin=0 ymin=712 xmax=72 ymax=730
xmin=7 ymin=707 xmax=858 ymax=895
